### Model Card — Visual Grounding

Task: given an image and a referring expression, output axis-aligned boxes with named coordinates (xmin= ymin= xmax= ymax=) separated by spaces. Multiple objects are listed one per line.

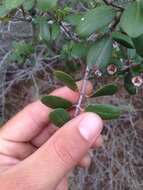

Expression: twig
xmin=60 ymin=22 xmax=81 ymax=42
xmin=103 ymin=0 xmax=124 ymax=11
xmin=109 ymin=12 xmax=122 ymax=32
xmin=74 ymin=66 xmax=90 ymax=117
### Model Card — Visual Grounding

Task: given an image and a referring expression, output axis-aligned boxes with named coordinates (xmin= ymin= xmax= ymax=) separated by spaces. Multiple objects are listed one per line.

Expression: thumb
xmin=1 ymin=113 xmax=103 ymax=190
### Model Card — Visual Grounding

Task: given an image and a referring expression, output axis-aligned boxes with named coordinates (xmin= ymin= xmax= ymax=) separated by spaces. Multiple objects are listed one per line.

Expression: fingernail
xmin=78 ymin=113 xmax=103 ymax=143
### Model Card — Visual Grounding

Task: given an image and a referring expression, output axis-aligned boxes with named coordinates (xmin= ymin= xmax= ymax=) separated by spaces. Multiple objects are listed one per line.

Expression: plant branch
xmin=60 ymin=22 xmax=81 ymax=42
xmin=74 ymin=66 xmax=90 ymax=117
xmin=103 ymin=0 xmax=124 ymax=11
xmin=109 ymin=12 xmax=122 ymax=32
xmin=122 ymin=62 xmax=141 ymax=73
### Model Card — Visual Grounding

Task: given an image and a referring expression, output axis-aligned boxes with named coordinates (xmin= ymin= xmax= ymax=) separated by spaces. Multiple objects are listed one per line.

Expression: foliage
xmin=0 ymin=0 xmax=143 ymax=127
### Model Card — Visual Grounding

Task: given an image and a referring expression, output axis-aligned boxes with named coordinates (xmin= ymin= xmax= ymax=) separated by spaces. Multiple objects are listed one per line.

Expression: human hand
xmin=0 ymin=81 xmax=103 ymax=190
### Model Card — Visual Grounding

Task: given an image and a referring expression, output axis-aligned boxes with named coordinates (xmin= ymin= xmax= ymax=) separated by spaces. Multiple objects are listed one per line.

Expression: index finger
xmin=0 ymin=81 xmax=93 ymax=142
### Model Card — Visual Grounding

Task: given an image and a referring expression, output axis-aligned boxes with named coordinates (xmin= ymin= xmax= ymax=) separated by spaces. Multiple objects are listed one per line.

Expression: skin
xmin=0 ymin=81 xmax=103 ymax=190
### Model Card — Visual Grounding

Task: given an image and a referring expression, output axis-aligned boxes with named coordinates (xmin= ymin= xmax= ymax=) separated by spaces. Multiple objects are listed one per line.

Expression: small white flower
xmin=81 ymin=17 xmax=85 ymax=21
xmin=48 ymin=20 xmax=54 ymax=25
xmin=94 ymin=69 xmax=102 ymax=77
xmin=107 ymin=64 xmax=118 ymax=75
xmin=131 ymin=76 xmax=143 ymax=87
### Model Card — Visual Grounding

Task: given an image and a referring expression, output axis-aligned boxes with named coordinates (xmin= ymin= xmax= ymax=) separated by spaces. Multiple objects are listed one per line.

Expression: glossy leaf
xmin=49 ymin=108 xmax=70 ymax=127
xmin=91 ymin=84 xmax=118 ymax=97
xmin=0 ymin=6 xmax=9 ymax=18
xmin=124 ymin=73 xmax=137 ymax=95
xmin=38 ymin=17 xmax=50 ymax=42
xmin=112 ymin=32 xmax=134 ymax=49
xmin=87 ymin=36 xmax=113 ymax=70
xmin=65 ymin=14 xmax=83 ymax=26
xmin=76 ymin=6 xmax=116 ymax=37
xmin=51 ymin=23 xmax=60 ymax=41
xmin=23 ymin=0 xmax=35 ymax=11
xmin=131 ymin=64 xmax=143 ymax=75
xmin=37 ymin=0 xmax=58 ymax=12
xmin=71 ymin=43 xmax=88 ymax=59
xmin=41 ymin=95 xmax=72 ymax=109
xmin=85 ymin=104 xmax=121 ymax=120
xmin=120 ymin=1 xmax=143 ymax=38
xmin=54 ymin=70 xmax=78 ymax=91
xmin=5 ymin=0 xmax=23 ymax=10
xmin=132 ymin=33 xmax=143 ymax=57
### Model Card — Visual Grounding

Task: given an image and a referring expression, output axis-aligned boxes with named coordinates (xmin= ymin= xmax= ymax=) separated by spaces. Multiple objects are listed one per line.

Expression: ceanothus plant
xmin=0 ymin=0 xmax=143 ymax=127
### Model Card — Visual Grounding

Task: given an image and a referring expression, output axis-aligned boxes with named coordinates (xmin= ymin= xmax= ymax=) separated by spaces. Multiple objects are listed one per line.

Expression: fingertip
xmin=92 ymin=135 xmax=103 ymax=148
xmin=78 ymin=153 xmax=91 ymax=168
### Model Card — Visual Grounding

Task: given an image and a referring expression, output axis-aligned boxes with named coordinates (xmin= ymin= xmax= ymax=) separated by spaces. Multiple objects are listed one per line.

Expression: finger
xmin=78 ymin=136 xmax=103 ymax=168
xmin=31 ymin=124 xmax=58 ymax=148
xmin=0 ymin=138 xmax=36 ymax=160
xmin=78 ymin=153 xmax=91 ymax=168
xmin=1 ymin=113 xmax=103 ymax=190
xmin=91 ymin=135 xmax=103 ymax=148
xmin=31 ymin=109 xmax=75 ymax=148
xmin=0 ymin=81 xmax=93 ymax=142
xmin=55 ymin=177 xmax=68 ymax=190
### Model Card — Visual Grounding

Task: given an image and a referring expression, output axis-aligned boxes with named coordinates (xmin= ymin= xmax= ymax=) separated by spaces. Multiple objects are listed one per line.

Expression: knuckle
xmin=52 ymin=137 xmax=77 ymax=167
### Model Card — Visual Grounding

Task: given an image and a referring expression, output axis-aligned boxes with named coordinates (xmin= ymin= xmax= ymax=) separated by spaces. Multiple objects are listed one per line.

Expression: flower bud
xmin=131 ymin=76 xmax=143 ymax=87
xmin=107 ymin=64 xmax=118 ymax=75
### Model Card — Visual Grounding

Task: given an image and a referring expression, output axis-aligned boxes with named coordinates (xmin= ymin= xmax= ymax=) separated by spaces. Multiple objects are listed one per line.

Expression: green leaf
xmin=76 ymin=6 xmax=116 ymax=37
xmin=5 ymin=0 xmax=23 ymax=10
xmin=71 ymin=42 xmax=88 ymax=59
xmin=87 ymin=36 xmax=113 ymax=70
xmin=41 ymin=95 xmax=72 ymax=109
xmin=51 ymin=23 xmax=60 ymax=41
xmin=0 ymin=6 xmax=9 ymax=18
xmin=54 ymin=70 xmax=78 ymax=91
xmin=37 ymin=0 xmax=58 ymax=12
xmin=38 ymin=17 xmax=50 ymax=42
xmin=120 ymin=1 xmax=143 ymax=38
xmin=132 ymin=33 xmax=143 ymax=57
xmin=112 ymin=32 xmax=134 ymax=49
xmin=124 ymin=73 xmax=137 ymax=95
xmin=23 ymin=0 xmax=35 ymax=11
xmin=131 ymin=64 xmax=143 ymax=75
xmin=13 ymin=41 xmax=34 ymax=55
xmin=91 ymin=84 xmax=118 ymax=97
xmin=65 ymin=14 xmax=83 ymax=26
xmin=85 ymin=104 xmax=121 ymax=120
xmin=49 ymin=108 xmax=70 ymax=127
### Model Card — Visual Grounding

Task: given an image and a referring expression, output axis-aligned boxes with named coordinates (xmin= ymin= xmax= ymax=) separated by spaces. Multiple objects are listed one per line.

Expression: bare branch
xmin=74 ymin=66 xmax=90 ymax=117
xmin=103 ymin=0 xmax=124 ymax=11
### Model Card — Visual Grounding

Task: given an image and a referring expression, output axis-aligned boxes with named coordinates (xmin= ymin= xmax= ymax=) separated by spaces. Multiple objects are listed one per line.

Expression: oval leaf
xmin=85 ymin=104 xmax=121 ymax=120
xmin=120 ymin=1 xmax=143 ymax=38
xmin=51 ymin=23 xmax=60 ymax=41
xmin=23 ymin=0 xmax=35 ymax=11
xmin=49 ymin=108 xmax=70 ymax=127
xmin=112 ymin=32 xmax=134 ymax=49
xmin=37 ymin=0 xmax=58 ymax=12
xmin=38 ymin=17 xmax=50 ymax=42
xmin=41 ymin=95 xmax=72 ymax=109
xmin=91 ymin=84 xmax=118 ymax=97
xmin=76 ymin=6 xmax=116 ymax=37
xmin=65 ymin=14 xmax=83 ymax=26
xmin=54 ymin=70 xmax=78 ymax=91
xmin=5 ymin=0 xmax=23 ymax=10
xmin=71 ymin=42 xmax=88 ymax=59
xmin=87 ymin=36 xmax=113 ymax=70
xmin=132 ymin=33 xmax=143 ymax=57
